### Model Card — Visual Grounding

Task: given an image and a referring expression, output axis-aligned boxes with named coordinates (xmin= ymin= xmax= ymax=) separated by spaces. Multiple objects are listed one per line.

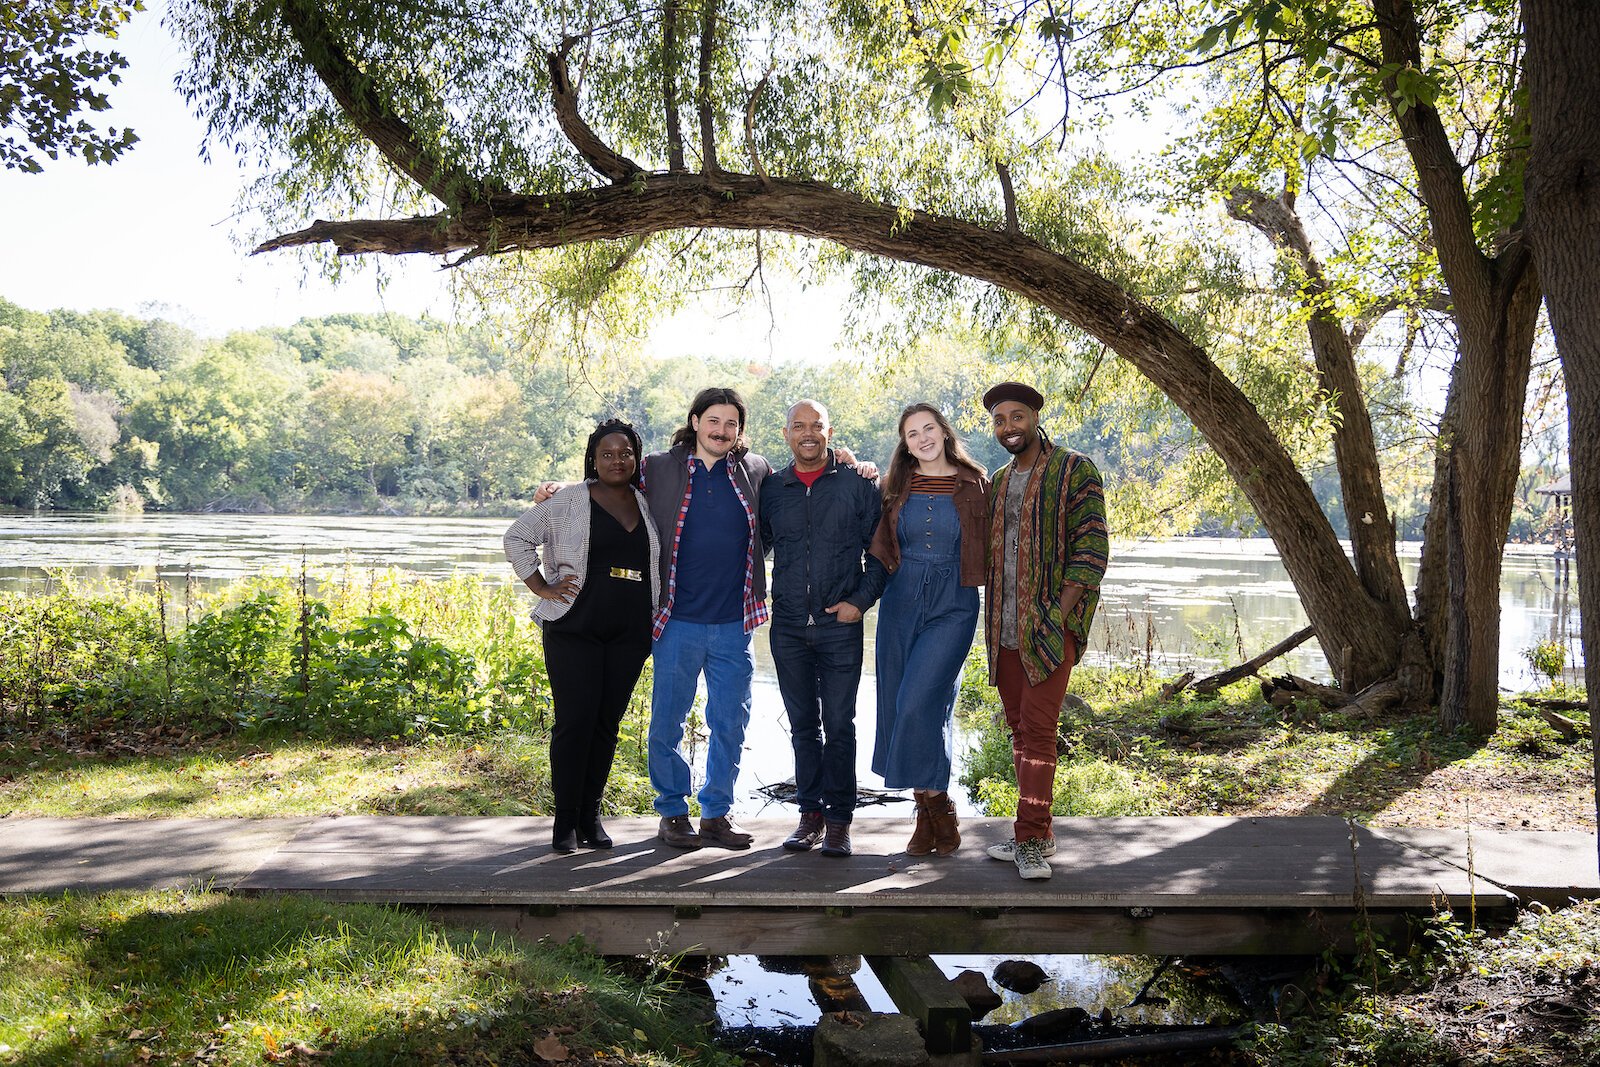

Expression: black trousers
xmin=542 ymin=623 xmax=651 ymax=813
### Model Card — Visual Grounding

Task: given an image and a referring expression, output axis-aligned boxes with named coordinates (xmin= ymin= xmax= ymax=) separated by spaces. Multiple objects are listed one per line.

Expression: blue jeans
xmin=770 ymin=621 xmax=863 ymax=823
xmin=648 ymin=618 xmax=754 ymax=819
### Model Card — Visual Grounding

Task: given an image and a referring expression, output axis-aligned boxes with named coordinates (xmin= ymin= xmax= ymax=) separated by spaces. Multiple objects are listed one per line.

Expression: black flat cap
xmin=982 ymin=380 xmax=1045 ymax=411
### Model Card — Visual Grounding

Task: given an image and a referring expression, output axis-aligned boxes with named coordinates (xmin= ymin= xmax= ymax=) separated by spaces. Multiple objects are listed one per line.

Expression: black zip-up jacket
xmin=759 ymin=452 xmax=888 ymax=628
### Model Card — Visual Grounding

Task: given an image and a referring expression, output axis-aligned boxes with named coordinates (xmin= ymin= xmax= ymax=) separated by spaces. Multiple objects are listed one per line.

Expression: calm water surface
xmin=3 ymin=512 xmax=1579 ymax=811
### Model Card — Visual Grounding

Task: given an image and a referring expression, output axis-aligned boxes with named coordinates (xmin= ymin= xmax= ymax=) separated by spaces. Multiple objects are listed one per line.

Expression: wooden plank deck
xmin=231 ymin=815 xmax=1521 ymax=955
xmin=8 ymin=815 xmax=1589 ymax=957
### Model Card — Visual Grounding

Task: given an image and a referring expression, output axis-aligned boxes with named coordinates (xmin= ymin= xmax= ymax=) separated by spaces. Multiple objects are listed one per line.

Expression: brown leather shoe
xmin=657 ymin=814 xmax=702 ymax=850
xmin=698 ymin=814 xmax=754 ymax=850
xmin=928 ymin=791 xmax=961 ymax=856
xmin=906 ymin=792 xmax=936 ymax=855
xmin=820 ymin=819 xmax=852 ymax=857
xmin=783 ymin=812 xmax=825 ymax=852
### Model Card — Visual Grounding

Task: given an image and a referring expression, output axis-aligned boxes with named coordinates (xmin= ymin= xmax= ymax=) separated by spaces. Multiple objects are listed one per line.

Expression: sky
xmin=0 ymin=4 xmax=847 ymax=359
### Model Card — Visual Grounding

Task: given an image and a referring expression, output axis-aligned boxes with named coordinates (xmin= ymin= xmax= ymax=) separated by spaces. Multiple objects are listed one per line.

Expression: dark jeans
xmin=543 ymin=624 xmax=651 ymax=814
xmin=770 ymin=621 xmax=864 ymax=823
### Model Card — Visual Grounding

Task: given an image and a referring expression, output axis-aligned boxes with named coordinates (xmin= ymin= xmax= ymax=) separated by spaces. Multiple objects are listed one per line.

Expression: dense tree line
xmin=0 ymin=296 xmax=1560 ymax=541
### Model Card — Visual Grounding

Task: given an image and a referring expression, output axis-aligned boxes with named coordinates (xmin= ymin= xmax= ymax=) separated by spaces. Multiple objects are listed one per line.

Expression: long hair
xmin=583 ymin=418 xmax=644 ymax=488
xmin=882 ymin=402 xmax=987 ymax=509
xmin=670 ymin=387 xmax=750 ymax=456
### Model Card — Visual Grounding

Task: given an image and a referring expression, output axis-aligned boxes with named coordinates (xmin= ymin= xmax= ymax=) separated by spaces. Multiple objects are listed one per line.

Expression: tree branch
xmin=996 ymin=160 xmax=1019 ymax=233
xmin=662 ymin=0 xmax=685 ymax=172
xmin=697 ymin=0 xmax=719 ymax=174
xmin=548 ymin=40 xmax=643 ymax=183
xmin=1369 ymin=0 xmax=1491 ymax=307
xmin=743 ymin=66 xmax=773 ymax=185
xmin=278 ymin=0 xmax=501 ymax=204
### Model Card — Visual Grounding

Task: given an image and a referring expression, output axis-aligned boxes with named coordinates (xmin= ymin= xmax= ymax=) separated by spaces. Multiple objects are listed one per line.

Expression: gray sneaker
xmin=986 ymin=837 xmax=1057 ymax=862
xmin=1014 ymin=837 xmax=1053 ymax=880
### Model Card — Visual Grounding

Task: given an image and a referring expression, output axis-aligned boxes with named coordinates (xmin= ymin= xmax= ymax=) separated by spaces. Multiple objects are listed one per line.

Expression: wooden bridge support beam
xmin=866 ymin=956 xmax=972 ymax=1056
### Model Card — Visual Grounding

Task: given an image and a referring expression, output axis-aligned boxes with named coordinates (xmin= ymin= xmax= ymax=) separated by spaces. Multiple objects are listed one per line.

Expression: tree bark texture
xmin=1225 ymin=187 xmax=1412 ymax=636
xmin=1373 ymin=0 xmax=1539 ymax=730
xmin=1523 ymin=0 xmax=1600 ymax=864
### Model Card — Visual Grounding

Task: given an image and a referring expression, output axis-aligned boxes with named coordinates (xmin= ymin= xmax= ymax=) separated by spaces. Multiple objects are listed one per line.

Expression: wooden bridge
xmin=5 ymin=815 xmax=1594 ymax=957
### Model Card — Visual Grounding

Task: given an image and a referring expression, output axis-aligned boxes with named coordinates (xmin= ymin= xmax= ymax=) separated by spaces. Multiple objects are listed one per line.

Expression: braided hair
xmin=582 ymin=418 xmax=644 ymax=488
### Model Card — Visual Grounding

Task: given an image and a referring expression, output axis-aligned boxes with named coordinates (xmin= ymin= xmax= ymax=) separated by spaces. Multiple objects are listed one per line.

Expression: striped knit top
xmin=907 ymin=473 xmax=958 ymax=495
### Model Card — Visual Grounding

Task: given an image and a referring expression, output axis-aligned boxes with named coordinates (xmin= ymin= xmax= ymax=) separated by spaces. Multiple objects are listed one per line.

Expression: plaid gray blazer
xmin=504 ymin=483 xmax=661 ymax=623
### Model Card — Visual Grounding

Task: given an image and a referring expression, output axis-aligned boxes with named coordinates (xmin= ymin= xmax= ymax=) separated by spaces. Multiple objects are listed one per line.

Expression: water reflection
xmin=707 ymin=952 xmax=1241 ymax=1029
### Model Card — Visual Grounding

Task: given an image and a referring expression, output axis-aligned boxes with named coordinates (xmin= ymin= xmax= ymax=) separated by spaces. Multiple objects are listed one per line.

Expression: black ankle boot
xmin=552 ymin=809 xmax=579 ymax=854
xmin=577 ymin=803 xmax=613 ymax=849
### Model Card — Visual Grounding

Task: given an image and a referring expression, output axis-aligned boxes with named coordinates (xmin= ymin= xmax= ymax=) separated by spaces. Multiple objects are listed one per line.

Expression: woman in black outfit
xmin=504 ymin=420 xmax=661 ymax=852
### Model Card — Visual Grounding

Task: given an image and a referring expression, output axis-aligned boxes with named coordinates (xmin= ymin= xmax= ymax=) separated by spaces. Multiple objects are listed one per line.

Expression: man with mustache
xmin=759 ymin=399 xmax=887 ymax=858
xmin=640 ymin=387 xmax=775 ymax=849
xmin=982 ymin=381 xmax=1109 ymax=880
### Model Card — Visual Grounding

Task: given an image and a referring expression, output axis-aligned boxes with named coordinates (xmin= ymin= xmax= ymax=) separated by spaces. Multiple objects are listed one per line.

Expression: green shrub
xmin=0 ymin=569 xmax=560 ymax=743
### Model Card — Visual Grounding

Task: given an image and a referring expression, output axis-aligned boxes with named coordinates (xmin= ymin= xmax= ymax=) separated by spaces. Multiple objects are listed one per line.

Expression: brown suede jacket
xmin=867 ymin=469 xmax=990 ymax=587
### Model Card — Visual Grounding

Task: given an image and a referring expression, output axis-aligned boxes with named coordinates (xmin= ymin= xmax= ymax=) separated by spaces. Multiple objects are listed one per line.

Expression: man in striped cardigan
xmin=981 ymin=381 xmax=1110 ymax=881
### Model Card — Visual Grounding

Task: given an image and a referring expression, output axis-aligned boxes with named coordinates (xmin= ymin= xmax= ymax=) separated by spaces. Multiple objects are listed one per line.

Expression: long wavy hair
xmin=583 ymin=418 xmax=644 ymax=488
xmin=881 ymin=402 xmax=987 ymax=509
xmin=670 ymin=386 xmax=750 ymax=456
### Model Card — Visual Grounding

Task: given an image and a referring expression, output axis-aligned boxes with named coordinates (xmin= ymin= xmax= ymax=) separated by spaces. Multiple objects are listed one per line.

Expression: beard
xmin=1001 ymin=431 xmax=1033 ymax=454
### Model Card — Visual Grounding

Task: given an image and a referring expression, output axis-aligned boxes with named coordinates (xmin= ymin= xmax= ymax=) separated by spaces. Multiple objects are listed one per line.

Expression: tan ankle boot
xmin=927 ymin=791 xmax=960 ymax=855
xmin=906 ymin=791 xmax=937 ymax=855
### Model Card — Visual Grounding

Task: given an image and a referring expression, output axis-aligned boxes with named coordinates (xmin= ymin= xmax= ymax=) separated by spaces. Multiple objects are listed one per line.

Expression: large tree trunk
xmin=1374 ymin=0 xmax=1539 ymax=730
xmin=1438 ymin=263 xmax=1540 ymax=730
xmin=1523 ymin=0 xmax=1600 ymax=865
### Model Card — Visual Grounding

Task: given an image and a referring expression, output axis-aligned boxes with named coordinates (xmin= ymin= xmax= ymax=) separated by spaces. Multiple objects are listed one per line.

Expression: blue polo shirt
xmin=672 ymin=456 xmax=750 ymax=624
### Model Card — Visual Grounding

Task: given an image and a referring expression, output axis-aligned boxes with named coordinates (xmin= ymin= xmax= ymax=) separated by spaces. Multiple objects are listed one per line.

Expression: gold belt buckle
xmin=609 ymin=567 xmax=643 ymax=581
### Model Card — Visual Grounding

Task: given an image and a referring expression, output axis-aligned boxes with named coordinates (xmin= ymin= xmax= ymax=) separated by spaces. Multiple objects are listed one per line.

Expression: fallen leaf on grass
xmin=533 ymin=1033 xmax=570 ymax=1061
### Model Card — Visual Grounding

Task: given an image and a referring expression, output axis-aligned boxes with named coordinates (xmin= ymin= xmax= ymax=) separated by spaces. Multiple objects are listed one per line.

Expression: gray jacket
xmin=504 ymin=483 xmax=661 ymax=622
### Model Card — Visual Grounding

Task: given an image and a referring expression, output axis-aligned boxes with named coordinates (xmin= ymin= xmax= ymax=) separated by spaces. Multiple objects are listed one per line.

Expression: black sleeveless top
xmin=547 ymin=497 xmax=652 ymax=638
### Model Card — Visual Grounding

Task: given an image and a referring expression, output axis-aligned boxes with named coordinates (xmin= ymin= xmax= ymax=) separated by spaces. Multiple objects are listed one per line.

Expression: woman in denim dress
xmin=868 ymin=403 xmax=990 ymax=856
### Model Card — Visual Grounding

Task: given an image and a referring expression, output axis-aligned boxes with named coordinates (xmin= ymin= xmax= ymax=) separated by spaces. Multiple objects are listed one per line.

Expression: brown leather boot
xmin=905 ymin=791 xmax=937 ymax=856
xmin=927 ymin=791 xmax=961 ymax=856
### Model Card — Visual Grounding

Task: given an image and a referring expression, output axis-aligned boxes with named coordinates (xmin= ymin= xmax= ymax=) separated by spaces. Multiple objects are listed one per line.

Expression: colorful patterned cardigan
xmin=985 ymin=440 xmax=1110 ymax=685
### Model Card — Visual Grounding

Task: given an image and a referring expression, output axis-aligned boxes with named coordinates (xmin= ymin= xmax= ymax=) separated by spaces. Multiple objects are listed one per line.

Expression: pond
xmin=2 ymin=512 xmax=1580 ymax=1030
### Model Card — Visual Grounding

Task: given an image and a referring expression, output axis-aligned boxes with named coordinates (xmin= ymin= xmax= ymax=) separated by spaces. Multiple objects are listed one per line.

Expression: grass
xmin=0 ymin=888 xmax=724 ymax=1066
xmin=959 ymin=665 xmax=1595 ymax=830
xmin=0 ymin=734 xmax=655 ymax=820
xmin=1245 ymin=900 xmax=1600 ymax=1066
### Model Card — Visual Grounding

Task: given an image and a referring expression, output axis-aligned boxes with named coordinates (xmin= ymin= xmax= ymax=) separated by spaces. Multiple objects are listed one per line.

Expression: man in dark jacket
xmin=759 ymin=399 xmax=887 ymax=857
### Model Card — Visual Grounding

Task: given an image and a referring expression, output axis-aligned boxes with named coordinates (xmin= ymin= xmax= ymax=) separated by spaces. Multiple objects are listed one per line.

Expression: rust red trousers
xmin=993 ymin=646 xmax=1076 ymax=843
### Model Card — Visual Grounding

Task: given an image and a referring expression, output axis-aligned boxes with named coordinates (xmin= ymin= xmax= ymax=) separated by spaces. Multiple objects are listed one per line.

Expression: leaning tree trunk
xmin=1226 ymin=187 xmax=1412 ymax=634
xmin=1523 ymin=0 xmax=1600 ymax=865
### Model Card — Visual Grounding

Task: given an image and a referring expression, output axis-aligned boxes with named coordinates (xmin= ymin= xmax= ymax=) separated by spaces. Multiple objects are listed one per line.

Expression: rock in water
xmin=992 ymin=959 xmax=1047 ymax=994
xmin=1016 ymin=1006 xmax=1091 ymax=1040
xmin=951 ymin=970 xmax=1002 ymax=1019
xmin=814 ymin=1012 xmax=929 ymax=1067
